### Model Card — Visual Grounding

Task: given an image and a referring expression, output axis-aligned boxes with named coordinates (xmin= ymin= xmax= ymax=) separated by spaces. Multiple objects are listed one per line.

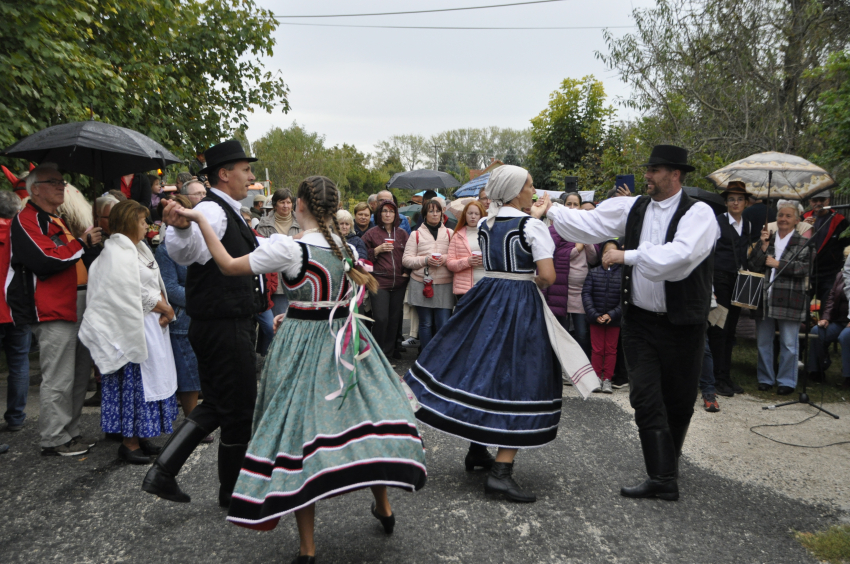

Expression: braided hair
xmin=296 ymin=176 xmax=378 ymax=293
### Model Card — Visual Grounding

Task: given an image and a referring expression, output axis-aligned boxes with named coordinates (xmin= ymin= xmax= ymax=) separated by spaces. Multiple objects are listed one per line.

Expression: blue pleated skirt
xmin=403 ymin=277 xmax=562 ymax=448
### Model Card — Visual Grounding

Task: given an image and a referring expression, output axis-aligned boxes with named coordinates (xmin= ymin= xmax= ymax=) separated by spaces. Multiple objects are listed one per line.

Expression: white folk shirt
xmin=768 ymin=230 xmax=793 ymax=296
xmin=164 ymin=187 xmax=265 ymax=291
xmin=547 ymin=190 xmax=719 ymax=313
xmin=727 ymin=213 xmax=743 ymax=236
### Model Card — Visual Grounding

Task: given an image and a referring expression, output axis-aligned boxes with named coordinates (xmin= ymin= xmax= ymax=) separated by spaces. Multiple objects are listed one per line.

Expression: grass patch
xmin=730 ymin=338 xmax=848 ymax=404
xmin=795 ymin=525 xmax=850 ymax=563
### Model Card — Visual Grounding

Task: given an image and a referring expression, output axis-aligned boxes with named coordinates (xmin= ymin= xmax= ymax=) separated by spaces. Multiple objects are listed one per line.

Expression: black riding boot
xmin=464 ymin=442 xmax=495 ymax=471
xmin=620 ymin=429 xmax=679 ymax=501
xmin=669 ymin=423 xmax=690 ymax=479
xmin=142 ymin=419 xmax=211 ymax=503
xmin=218 ymin=442 xmax=248 ymax=508
xmin=484 ymin=462 xmax=536 ymax=503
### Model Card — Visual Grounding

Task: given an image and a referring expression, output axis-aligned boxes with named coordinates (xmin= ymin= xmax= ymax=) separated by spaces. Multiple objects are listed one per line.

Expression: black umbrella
xmin=387 ymin=169 xmax=460 ymax=191
xmin=683 ymin=186 xmax=726 ymax=215
xmin=2 ymin=121 xmax=181 ymax=181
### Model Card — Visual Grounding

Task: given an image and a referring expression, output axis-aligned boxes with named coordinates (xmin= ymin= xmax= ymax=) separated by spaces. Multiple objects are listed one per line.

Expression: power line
xmin=269 ymin=0 xmax=568 ymax=19
xmin=274 ymin=22 xmax=634 ymax=30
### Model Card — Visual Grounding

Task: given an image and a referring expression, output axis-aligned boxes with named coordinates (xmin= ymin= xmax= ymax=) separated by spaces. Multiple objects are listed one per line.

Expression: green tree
xmin=816 ymin=50 xmax=850 ymax=193
xmin=526 ymin=76 xmax=616 ymax=191
xmin=252 ymin=123 xmax=345 ymax=194
xmin=1 ymin=0 xmax=288 ymax=180
xmin=374 ymin=134 xmax=428 ymax=171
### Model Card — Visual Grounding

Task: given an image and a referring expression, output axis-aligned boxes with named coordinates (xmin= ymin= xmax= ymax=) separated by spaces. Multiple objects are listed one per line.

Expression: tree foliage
xmin=816 ymin=50 xmax=850 ymax=193
xmin=526 ymin=76 xmax=615 ymax=191
xmin=1 ymin=0 xmax=289 ymax=166
xmin=599 ymin=0 xmax=850 ymax=162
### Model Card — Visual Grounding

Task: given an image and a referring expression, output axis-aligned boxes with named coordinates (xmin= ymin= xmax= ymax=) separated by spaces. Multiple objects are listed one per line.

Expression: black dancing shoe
xmin=777 ymin=386 xmax=795 ymax=396
xmin=139 ymin=440 xmax=162 ymax=456
xmin=464 ymin=443 xmax=495 ymax=471
xmin=290 ymin=556 xmax=316 ymax=564
xmin=371 ymin=501 xmax=395 ymax=534
xmin=620 ymin=430 xmax=678 ymax=502
xmin=119 ymin=444 xmax=152 ymax=465
xmin=484 ymin=462 xmax=536 ymax=503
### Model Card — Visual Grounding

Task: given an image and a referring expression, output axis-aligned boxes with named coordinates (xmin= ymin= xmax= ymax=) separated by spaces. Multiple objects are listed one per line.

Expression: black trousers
xmin=187 ymin=317 xmax=257 ymax=445
xmin=622 ymin=307 xmax=705 ymax=431
xmin=370 ymin=287 xmax=406 ymax=356
xmin=707 ymin=270 xmax=742 ymax=383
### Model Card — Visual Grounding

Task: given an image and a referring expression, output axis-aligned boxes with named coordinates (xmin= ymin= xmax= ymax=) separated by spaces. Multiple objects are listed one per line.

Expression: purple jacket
xmin=581 ymin=263 xmax=623 ymax=326
xmin=542 ymin=225 xmax=574 ymax=317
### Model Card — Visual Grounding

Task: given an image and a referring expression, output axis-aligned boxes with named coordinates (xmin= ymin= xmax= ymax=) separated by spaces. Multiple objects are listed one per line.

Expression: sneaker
xmin=4 ymin=423 xmax=23 ymax=432
xmin=401 ymin=337 xmax=420 ymax=348
xmin=611 ymin=378 xmax=629 ymax=389
xmin=702 ymin=393 xmax=720 ymax=413
xmin=601 ymin=380 xmax=613 ymax=394
xmin=72 ymin=435 xmax=98 ymax=448
xmin=42 ymin=440 xmax=89 ymax=457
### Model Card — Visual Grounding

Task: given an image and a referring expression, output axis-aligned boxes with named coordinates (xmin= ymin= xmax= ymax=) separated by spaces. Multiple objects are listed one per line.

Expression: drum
xmin=731 ymin=270 xmax=764 ymax=310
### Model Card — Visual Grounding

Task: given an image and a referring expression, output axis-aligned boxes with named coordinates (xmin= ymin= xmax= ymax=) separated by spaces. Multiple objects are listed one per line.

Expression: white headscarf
xmin=484 ymin=165 xmax=529 ymax=228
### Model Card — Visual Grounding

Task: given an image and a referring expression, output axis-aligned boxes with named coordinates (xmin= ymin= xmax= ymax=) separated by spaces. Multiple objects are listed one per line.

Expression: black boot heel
xmin=464 ymin=443 xmax=495 ymax=472
xmin=484 ymin=462 xmax=536 ymax=503
xmin=371 ymin=501 xmax=395 ymax=534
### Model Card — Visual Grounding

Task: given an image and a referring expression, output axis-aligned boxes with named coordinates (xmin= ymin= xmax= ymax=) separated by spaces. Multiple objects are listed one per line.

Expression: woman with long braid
xmin=176 ymin=176 xmax=426 ymax=564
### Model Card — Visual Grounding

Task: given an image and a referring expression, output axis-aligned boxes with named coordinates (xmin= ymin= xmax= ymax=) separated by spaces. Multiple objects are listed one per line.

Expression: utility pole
xmin=432 ymin=143 xmax=442 ymax=171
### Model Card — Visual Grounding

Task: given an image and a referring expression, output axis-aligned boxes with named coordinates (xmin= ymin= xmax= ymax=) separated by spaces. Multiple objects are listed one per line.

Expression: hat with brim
xmin=197 ymin=139 xmax=257 ymax=175
xmin=641 ymin=144 xmax=695 ymax=173
xmin=721 ymin=181 xmax=749 ymax=199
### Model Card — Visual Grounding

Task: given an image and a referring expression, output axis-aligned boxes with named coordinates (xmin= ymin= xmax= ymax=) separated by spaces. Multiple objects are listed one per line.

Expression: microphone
xmin=821 ymin=204 xmax=850 ymax=210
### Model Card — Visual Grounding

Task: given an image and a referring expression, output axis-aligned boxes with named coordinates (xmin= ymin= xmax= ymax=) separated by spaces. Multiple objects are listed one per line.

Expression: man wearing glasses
xmin=707 ymin=182 xmax=754 ymax=399
xmin=802 ymin=190 xmax=850 ymax=304
xmin=182 ymin=180 xmax=207 ymax=206
xmin=10 ymin=163 xmax=102 ymax=456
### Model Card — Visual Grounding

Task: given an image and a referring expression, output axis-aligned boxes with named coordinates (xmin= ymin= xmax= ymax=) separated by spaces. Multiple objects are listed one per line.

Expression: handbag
xmin=422 ymin=266 xmax=434 ymax=298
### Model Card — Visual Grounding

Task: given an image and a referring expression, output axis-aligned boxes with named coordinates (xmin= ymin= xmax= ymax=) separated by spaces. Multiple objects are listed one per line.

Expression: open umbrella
xmin=398 ymin=204 xmax=421 ymax=220
xmin=683 ymin=186 xmax=726 ymax=215
xmin=706 ymin=152 xmax=834 ymax=200
xmin=2 ymin=121 xmax=181 ymax=181
xmin=455 ymin=172 xmax=490 ymax=198
xmin=387 ymin=169 xmax=460 ymax=191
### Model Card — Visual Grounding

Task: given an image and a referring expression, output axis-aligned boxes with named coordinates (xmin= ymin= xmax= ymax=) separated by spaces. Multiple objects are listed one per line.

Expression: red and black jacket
xmin=9 ymin=201 xmax=94 ymax=324
xmin=802 ymin=209 xmax=850 ymax=276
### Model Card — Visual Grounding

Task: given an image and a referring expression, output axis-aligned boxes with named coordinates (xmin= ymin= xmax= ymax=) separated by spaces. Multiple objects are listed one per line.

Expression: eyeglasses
xmin=188 ymin=191 xmax=206 ymax=198
xmin=34 ymin=179 xmax=67 ymax=188
xmin=726 ymin=197 xmax=746 ymax=203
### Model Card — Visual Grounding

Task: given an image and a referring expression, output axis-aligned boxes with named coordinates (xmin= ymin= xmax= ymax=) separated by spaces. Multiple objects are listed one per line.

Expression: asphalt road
xmin=0 ymin=353 xmax=840 ymax=564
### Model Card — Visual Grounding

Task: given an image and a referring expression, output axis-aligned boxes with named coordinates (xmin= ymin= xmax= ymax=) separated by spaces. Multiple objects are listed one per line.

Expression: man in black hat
xmin=543 ymin=144 xmax=720 ymax=501
xmin=143 ymin=140 xmax=267 ymax=508
xmin=709 ymin=182 xmax=754 ymax=399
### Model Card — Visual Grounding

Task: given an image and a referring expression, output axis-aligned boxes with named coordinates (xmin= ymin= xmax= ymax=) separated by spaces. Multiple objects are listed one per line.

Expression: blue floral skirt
xmin=101 ymin=363 xmax=179 ymax=439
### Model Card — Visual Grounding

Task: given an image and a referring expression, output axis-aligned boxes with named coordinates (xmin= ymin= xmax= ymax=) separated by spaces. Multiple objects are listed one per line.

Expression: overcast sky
xmin=243 ymin=0 xmax=655 ymax=156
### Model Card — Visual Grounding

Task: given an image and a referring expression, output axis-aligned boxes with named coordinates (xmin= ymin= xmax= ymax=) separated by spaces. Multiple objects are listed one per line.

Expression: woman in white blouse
xmin=80 ymin=200 xmax=179 ymax=465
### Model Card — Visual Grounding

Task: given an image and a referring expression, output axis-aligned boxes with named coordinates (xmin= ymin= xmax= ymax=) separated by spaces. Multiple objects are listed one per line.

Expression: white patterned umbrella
xmin=706 ymin=152 xmax=834 ymax=200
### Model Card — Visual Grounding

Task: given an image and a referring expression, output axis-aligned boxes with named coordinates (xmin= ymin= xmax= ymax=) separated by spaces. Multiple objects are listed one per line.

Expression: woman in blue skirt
xmin=177 ymin=176 xmax=426 ymax=564
xmin=404 ymin=165 xmax=596 ymax=503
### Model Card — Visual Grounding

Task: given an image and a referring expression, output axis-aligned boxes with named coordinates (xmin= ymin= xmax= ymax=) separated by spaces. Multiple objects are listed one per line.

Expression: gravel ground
xmin=563 ymin=383 xmax=850 ymax=517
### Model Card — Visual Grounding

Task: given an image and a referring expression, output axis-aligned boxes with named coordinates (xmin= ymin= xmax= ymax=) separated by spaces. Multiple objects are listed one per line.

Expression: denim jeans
xmin=255 ymin=309 xmax=275 ymax=356
xmin=755 ymin=316 xmax=800 ymax=388
xmin=698 ymin=331 xmax=715 ymax=395
xmin=2 ymin=323 xmax=32 ymax=427
xmin=568 ymin=313 xmax=591 ymax=358
xmin=416 ymin=306 xmax=452 ymax=351
xmin=807 ymin=322 xmax=850 ymax=379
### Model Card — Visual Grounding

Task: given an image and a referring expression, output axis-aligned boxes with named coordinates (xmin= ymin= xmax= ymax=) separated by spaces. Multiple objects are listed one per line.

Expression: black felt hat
xmin=641 ymin=144 xmax=695 ymax=173
xmin=197 ymin=140 xmax=257 ymax=175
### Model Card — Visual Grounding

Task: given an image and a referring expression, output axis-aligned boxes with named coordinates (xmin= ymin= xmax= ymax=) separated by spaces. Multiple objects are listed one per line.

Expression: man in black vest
xmin=545 ymin=145 xmax=719 ymax=501
xmin=709 ymin=182 xmax=754 ymax=398
xmin=143 ymin=140 xmax=266 ymax=508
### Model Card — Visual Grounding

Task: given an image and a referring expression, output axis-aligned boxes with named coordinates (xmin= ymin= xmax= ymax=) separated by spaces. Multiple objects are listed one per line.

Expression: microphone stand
xmin=761 ymin=213 xmax=840 ymax=418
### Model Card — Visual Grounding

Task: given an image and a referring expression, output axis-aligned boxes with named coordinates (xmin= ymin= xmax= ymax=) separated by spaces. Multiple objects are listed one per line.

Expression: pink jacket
xmin=447 ymin=226 xmax=477 ymax=295
xmin=402 ymin=224 xmax=454 ymax=285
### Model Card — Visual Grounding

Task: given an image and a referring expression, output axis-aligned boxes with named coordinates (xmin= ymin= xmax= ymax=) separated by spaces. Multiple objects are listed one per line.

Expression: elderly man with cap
xmin=544 ymin=145 xmax=720 ymax=502
xmin=250 ymin=194 xmax=266 ymax=221
xmin=802 ymin=189 xmax=850 ymax=304
xmin=143 ymin=140 xmax=267 ymax=508
xmin=708 ymin=182 xmax=755 ymax=399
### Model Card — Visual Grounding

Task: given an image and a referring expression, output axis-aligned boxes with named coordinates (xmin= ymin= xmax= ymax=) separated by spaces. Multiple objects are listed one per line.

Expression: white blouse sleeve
xmin=523 ymin=217 xmax=555 ymax=261
xmin=547 ymin=196 xmax=636 ymax=243
xmin=248 ymin=234 xmax=305 ymax=279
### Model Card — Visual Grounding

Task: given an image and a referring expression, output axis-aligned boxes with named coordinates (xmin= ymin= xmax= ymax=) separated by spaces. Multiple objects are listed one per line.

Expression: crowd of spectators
xmin=2 ymin=162 xmax=849 ymax=460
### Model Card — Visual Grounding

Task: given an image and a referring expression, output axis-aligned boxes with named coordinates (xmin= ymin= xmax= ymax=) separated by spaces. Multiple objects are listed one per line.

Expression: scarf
xmin=274 ymin=212 xmax=294 ymax=235
xmin=484 ymin=165 xmax=529 ymax=228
